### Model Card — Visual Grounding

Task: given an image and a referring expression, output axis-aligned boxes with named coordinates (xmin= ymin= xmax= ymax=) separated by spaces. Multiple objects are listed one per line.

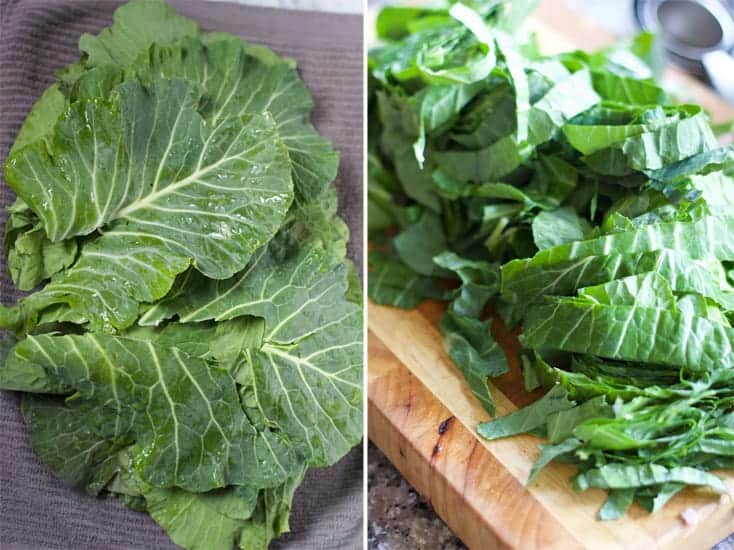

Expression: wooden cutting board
xmin=367 ymin=2 xmax=734 ymax=549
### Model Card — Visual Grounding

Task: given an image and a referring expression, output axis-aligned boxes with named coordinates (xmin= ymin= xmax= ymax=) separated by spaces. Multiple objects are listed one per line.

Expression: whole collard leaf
xmin=142 ymin=464 xmax=306 ymax=550
xmin=7 ymin=78 xmax=292 ymax=251
xmin=4 ymin=4 xmax=338 ymax=295
xmin=132 ymin=35 xmax=338 ymax=201
xmin=79 ymin=0 xmax=199 ymax=68
xmin=139 ymin=244 xmax=363 ymax=467
xmin=11 ymin=332 xmax=296 ymax=492
xmin=3 ymin=79 xmax=293 ymax=332
xmin=3 ymin=200 xmax=77 ymax=291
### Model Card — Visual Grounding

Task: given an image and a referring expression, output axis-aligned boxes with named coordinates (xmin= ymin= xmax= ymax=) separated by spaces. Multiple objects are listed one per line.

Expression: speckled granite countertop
xmin=368 ymin=443 xmax=733 ymax=550
xmin=368 ymin=443 xmax=465 ymax=550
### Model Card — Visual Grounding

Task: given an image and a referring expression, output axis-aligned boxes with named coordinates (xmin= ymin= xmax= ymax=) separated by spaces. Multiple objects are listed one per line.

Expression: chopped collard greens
xmin=368 ymin=0 xmax=733 ymax=518
xmin=0 ymin=1 xmax=362 ymax=548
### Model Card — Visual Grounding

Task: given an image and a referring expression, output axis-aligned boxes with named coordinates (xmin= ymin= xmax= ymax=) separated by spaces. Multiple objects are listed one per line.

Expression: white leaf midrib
xmin=113 ymin=144 xmax=255 ymax=220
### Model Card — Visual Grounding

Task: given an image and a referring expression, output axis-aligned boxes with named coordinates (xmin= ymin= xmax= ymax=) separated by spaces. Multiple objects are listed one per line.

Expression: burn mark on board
xmin=430 ymin=416 xmax=455 ymax=461
xmin=438 ymin=416 xmax=454 ymax=435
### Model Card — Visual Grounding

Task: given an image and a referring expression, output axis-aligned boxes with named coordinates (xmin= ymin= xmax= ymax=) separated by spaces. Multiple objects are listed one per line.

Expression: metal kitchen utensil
xmin=635 ymin=0 xmax=734 ymax=102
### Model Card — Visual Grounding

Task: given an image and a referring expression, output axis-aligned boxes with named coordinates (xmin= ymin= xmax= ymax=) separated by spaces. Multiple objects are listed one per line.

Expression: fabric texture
xmin=0 ymin=1 xmax=364 ymax=548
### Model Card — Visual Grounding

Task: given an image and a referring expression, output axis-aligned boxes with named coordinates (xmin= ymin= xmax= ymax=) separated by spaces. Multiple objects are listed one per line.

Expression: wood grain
xmin=368 ymin=2 xmax=734 ymax=548
xmin=369 ymin=304 xmax=734 ymax=550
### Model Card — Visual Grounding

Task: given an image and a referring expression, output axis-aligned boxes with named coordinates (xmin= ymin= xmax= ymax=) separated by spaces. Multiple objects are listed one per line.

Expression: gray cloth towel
xmin=0 ymin=1 xmax=364 ymax=548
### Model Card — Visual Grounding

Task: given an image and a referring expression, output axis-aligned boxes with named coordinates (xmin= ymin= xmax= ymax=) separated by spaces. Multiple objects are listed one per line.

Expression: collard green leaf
xmin=531 ymin=207 xmax=591 ymax=251
xmin=413 ymin=81 xmax=485 ymax=165
xmin=645 ymin=145 xmax=734 ymax=183
xmin=394 ymin=210 xmax=448 ymax=276
xmin=622 ymin=109 xmax=717 ymax=170
xmin=440 ymin=309 xmax=508 ymax=415
xmin=7 ymin=78 xmax=292 ymax=249
xmin=434 ymin=251 xmax=500 ymax=317
xmin=250 ymin=300 xmax=362 ymax=467
xmin=635 ymin=483 xmax=685 ymax=513
xmin=8 ymin=85 xmax=66 ymax=156
xmin=78 ymin=0 xmax=199 ymax=68
xmin=502 ymin=248 xmax=734 ymax=313
xmin=236 ymin=467 xmax=306 ymax=550
xmin=133 ymin=35 xmax=338 ymax=201
xmin=142 ymin=464 xmax=305 ymax=550
xmin=496 ymin=33 xmax=530 ymax=143
xmin=4 ymin=80 xmax=293 ymax=332
xmin=516 ymin=215 xmax=734 ymax=265
xmin=591 ymin=71 xmax=666 ymax=105
xmin=528 ymin=437 xmax=581 ymax=483
xmin=21 ymin=396 xmax=129 ymax=493
xmin=577 ymin=272 xmax=676 ymax=309
xmin=449 ymin=83 xmax=516 ymax=148
xmin=564 ymin=105 xmax=716 ymax=171
xmin=368 ymin=252 xmax=445 ymax=309
xmin=527 ymin=68 xmax=599 ymax=145
xmin=416 ymin=3 xmax=498 ymax=86
xmin=574 ymin=464 xmax=727 ymax=493
xmin=477 ymin=385 xmax=575 ymax=440
xmin=521 ymin=298 xmax=734 ymax=373
xmin=546 ymin=396 xmax=613 ymax=444
xmin=598 ymin=489 xmax=636 ymax=521
xmin=12 ymin=332 xmax=296 ymax=492
xmin=138 ymin=245 xmax=363 ymax=467
xmin=434 ymin=134 xmax=520 ymax=183
xmin=375 ymin=6 xmax=448 ymax=41
xmin=4 ymin=203 xmax=77 ymax=291
xmin=144 ymin=486 xmax=257 ymax=550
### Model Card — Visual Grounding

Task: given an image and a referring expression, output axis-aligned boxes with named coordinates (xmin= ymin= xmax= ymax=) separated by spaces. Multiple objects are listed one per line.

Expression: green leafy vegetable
xmin=368 ymin=0 xmax=733 ymax=519
xmin=0 ymin=2 xmax=362 ymax=549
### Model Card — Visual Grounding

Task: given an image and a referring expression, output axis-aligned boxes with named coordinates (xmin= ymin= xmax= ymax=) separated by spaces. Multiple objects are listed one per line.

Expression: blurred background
xmin=572 ymin=0 xmax=734 ymax=101
xmin=223 ymin=0 xmax=361 ymax=11
xmin=368 ymin=0 xmax=734 ymax=101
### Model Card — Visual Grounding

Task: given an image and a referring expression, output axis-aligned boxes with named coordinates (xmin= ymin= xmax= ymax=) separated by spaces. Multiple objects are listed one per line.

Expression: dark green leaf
xmin=477 ymin=385 xmax=575 ymax=440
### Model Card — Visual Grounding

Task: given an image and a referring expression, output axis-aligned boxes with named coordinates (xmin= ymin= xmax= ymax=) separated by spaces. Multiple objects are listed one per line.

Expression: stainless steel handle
xmin=702 ymin=49 xmax=734 ymax=103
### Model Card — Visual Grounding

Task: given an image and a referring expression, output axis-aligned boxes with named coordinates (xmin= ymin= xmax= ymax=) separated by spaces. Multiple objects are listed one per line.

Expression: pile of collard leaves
xmin=0 ymin=1 xmax=362 ymax=548
xmin=369 ymin=0 xmax=733 ymax=519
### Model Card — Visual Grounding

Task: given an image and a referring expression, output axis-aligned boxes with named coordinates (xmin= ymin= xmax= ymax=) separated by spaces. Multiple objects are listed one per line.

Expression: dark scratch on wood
xmin=438 ymin=416 xmax=454 ymax=434
xmin=403 ymin=374 xmax=413 ymax=415
xmin=462 ymin=439 xmax=480 ymax=496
